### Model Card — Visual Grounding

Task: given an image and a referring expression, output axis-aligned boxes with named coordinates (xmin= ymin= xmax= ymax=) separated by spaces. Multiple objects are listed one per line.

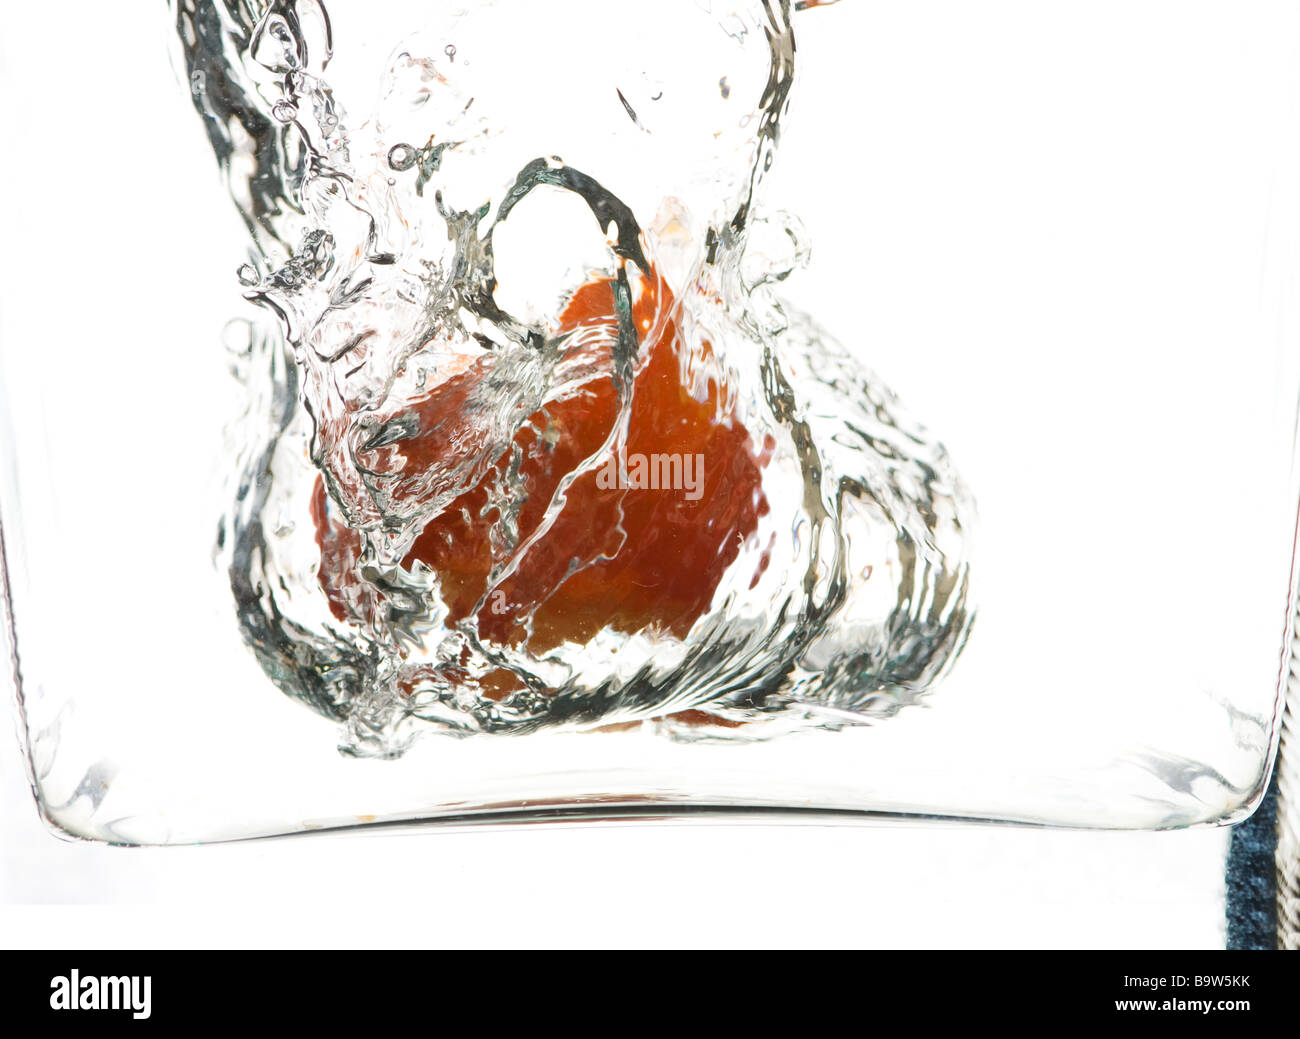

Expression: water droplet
xmin=272 ymin=101 xmax=299 ymax=123
xmin=237 ymin=264 xmax=260 ymax=286
xmin=719 ymin=76 xmax=731 ymax=100
xmin=739 ymin=211 xmax=810 ymax=290
xmin=251 ymin=11 xmax=303 ymax=73
xmin=444 ymin=43 xmax=457 ymax=62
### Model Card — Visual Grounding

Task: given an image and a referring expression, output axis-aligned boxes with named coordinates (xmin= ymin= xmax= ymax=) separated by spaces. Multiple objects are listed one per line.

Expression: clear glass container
xmin=1 ymin=0 xmax=1297 ymax=843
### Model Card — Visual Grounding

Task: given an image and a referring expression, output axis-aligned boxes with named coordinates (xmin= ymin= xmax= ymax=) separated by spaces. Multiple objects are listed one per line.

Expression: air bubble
xmin=387 ymin=143 xmax=417 ymax=171
xmin=220 ymin=318 xmax=254 ymax=355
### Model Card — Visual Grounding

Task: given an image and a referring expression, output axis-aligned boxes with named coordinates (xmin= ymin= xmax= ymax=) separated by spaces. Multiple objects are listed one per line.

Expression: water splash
xmin=172 ymin=0 xmax=976 ymax=756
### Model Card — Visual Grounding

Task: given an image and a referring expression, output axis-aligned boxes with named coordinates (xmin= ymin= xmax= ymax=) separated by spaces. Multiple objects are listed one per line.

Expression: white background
xmin=4 ymin=0 xmax=1294 ymax=945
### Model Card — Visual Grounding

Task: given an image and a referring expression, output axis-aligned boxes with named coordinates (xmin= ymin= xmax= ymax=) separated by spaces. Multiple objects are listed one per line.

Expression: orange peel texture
xmin=313 ymin=267 xmax=773 ymax=663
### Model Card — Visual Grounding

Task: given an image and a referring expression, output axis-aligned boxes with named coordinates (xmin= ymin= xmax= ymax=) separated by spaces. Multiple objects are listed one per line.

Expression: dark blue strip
xmin=1225 ymin=775 xmax=1278 ymax=950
